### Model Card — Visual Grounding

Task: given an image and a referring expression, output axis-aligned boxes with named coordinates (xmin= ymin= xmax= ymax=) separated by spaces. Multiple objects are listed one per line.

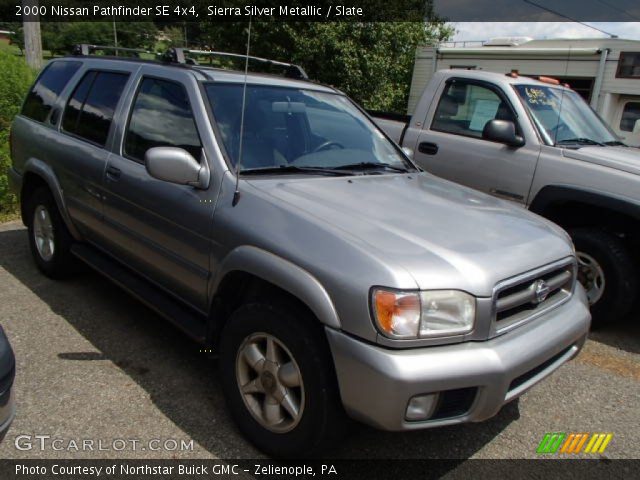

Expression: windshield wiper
xmin=604 ymin=140 xmax=627 ymax=147
xmin=240 ymin=165 xmax=353 ymax=176
xmin=331 ymin=162 xmax=410 ymax=173
xmin=556 ymin=138 xmax=606 ymax=147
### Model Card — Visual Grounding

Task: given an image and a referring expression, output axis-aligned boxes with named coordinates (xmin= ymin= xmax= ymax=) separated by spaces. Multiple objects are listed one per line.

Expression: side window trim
xmin=122 ymin=75 xmax=203 ymax=165
xmin=429 ymin=77 xmax=522 ymax=141
xmin=59 ymin=69 xmax=131 ymax=150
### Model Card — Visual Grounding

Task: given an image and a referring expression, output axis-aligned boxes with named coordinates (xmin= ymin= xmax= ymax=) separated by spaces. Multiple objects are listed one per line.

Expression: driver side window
xmin=431 ymin=81 xmax=515 ymax=139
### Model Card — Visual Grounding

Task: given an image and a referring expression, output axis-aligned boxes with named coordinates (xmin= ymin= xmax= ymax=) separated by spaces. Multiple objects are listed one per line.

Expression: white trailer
xmin=408 ymin=38 xmax=640 ymax=146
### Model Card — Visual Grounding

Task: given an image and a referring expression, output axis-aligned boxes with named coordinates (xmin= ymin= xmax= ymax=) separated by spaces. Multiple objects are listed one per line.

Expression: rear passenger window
xmin=124 ymin=77 xmax=201 ymax=162
xmin=21 ymin=61 xmax=81 ymax=122
xmin=62 ymin=71 xmax=130 ymax=147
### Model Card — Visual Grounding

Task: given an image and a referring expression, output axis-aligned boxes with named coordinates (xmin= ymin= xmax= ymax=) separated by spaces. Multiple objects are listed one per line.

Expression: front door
xmin=411 ymin=78 xmax=540 ymax=205
xmin=100 ymin=66 xmax=216 ymax=312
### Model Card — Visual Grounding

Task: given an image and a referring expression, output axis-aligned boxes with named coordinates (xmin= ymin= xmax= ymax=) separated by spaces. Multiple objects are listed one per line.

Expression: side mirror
xmin=633 ymin=119 xmax=640 ymax=136
xmin=482 ymin=119 xmax=525 ymax=147
xmin=402 ymin=147 xmax=414 ymax=159
xmin=145 ymin=147 xmax=209 ymax=189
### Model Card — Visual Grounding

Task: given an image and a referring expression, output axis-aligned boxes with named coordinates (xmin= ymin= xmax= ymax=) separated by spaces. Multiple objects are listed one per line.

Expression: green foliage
xmin=196 ymin=22 xmax=452 ymax=113
xmin=0 ymin=49 xmax=35 ymax=216
xmin=40 ymin=22 xmax=158 ymax=56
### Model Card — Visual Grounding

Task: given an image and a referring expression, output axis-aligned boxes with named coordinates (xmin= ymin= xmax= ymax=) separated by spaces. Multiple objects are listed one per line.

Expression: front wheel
xmin=570 ymin=228 xmax=637 ymax=327
xmin=219 ymin=302 xmax=346 ymax=457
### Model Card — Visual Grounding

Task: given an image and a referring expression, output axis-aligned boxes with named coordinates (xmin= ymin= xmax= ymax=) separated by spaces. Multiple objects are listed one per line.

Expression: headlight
xmin=372 ymin=288 xmax=475 ymax=339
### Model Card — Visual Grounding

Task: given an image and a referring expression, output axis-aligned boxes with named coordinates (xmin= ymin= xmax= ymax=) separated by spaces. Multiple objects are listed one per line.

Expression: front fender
xmin=529 ymin=185 xmax=640 ymax=221
xmin=211 ymin=246 xmax=341 ymax=329
xmin=21 ymin=158 xmax=83 ymax=241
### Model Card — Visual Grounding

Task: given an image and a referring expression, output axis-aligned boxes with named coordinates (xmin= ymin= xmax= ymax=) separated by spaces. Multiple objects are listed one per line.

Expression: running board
xmin=71 ymin=244 xmax=207 ymax=343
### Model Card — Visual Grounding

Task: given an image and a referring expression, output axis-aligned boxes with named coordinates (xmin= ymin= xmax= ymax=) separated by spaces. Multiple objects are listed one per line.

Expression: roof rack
xmin=161 ymin=48 xmax=309 ymax=80
xmin=72 ymin=44 xmax=153 ymax=57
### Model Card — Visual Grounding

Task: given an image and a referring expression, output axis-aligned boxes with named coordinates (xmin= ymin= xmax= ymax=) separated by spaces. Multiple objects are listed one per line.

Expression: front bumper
xmin=326 ymin=286 xmax=590 ymax=431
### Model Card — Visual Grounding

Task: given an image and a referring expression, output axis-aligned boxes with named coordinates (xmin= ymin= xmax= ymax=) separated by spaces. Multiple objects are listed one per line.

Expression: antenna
xmin=232 ymin=18 xmax=252 ymax=207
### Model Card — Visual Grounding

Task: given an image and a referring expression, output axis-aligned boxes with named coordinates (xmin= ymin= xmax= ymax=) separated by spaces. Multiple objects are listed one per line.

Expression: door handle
xmin=418 ymin=142 xmax=439 ymax=155
xmin=105 ymin=166 xmax=121 ymax=180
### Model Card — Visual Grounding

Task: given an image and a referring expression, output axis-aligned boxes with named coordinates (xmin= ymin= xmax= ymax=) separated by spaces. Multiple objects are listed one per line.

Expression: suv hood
xmin=249 ymin=173 xmax=573 ymax=296
xmin=563 ymin=146 xmax=640 ymax=176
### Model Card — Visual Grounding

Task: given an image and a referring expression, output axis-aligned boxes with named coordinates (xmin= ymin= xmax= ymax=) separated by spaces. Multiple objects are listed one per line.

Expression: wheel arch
xmin=529 ymin=185 xmax=640 ymax=234
xmin=20 ymin=158 xmax=83 ymax=241
xmin=208 ymin=246 xmax=341 ymax=343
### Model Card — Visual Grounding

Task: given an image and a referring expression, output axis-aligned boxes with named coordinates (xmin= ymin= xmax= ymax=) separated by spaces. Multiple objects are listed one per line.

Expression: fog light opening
xmin=405 ymin=393 xmax=438 ymax=421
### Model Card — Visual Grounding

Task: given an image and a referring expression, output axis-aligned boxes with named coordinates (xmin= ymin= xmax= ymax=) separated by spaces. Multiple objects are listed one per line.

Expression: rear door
xmin=55 ymin=65 xmax=134 ymax=240
xmin=100 ymin=65 xmax=215 ymax=312
xmin=411 ymin=78 xmax=540 ymax=205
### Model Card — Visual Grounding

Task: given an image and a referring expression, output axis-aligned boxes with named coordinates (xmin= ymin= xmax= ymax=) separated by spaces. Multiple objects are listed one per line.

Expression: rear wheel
xmin=570 ymin=228 xmax=637 ymax=327
xmin=219 ymin=302 xmax=345 ymax=457
xmin=26 ymin=187 xmax=77 ymax=278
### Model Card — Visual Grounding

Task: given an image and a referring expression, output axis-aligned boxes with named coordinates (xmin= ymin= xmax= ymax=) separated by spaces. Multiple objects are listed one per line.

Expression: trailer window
xmin=620 ymin=102 xmax=640 ymax=132
xmin=616 ymin=52 xmax=640 ymax=79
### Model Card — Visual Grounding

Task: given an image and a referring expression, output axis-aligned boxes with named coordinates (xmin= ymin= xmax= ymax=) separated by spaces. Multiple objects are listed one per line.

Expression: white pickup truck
xmin=374 ymin=69 xmax=640 ymax=326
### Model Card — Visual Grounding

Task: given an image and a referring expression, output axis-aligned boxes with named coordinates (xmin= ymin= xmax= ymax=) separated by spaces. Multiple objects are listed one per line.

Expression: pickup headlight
xmin=372 ymin=288 xmax=475 ymax=339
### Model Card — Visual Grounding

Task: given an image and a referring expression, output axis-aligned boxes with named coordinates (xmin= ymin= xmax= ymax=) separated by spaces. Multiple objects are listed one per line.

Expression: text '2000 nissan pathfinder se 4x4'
xmin=8 ymin=46 xmax=590 ymax=457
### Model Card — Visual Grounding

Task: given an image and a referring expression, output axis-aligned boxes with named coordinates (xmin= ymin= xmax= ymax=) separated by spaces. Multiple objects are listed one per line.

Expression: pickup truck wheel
xmin=26 ymin=187 xmax=76 ymax=278
xmin=219 ymin=302 xmax=345 ymax=457
xmin=570 ymin=228 xmax=637 ymax=327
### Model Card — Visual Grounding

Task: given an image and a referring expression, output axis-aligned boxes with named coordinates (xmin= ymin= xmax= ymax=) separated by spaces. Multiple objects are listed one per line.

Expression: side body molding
xmin=529 ymin=185 xmax=640 ymax=221
xmin=22 ymin=158 xmax=83 ymax=241
xmin=211 ymin=246 xmax=341 ymax=329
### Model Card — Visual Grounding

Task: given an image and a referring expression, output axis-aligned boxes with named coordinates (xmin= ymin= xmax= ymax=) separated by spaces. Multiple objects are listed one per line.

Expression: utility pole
xmin=23 ymin=0 xmax=43 ymax=70
xmin=112 ymin=18 xmax=118 ymax=55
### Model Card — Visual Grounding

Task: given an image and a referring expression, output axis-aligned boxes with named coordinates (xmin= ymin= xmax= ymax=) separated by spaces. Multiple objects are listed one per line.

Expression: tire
xmin=25 ymin=187 xmax=77 ymax=278
xmin=570 ymin=228 xmax=637 ymax=327
xmin=219 ymin=301 xmax=346 ymax=458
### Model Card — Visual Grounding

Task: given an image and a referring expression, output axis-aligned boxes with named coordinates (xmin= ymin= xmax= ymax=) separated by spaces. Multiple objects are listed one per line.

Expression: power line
xmin=523 ymin=0 xmax=619 ymax=38
xmin=594 ymin=0 xmax=640 ymax=21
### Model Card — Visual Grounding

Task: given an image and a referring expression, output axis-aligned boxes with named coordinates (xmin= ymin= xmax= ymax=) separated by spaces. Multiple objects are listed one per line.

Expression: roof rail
xmin=161 ymin=48 xmax=309 ymax=80
xmin=72 ymin=44 xmax=152 ymax=57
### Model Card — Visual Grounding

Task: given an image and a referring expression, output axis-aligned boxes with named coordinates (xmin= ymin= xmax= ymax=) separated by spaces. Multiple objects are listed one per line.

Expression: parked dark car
xmin=0 ymin=325 xmax=15 ymax=442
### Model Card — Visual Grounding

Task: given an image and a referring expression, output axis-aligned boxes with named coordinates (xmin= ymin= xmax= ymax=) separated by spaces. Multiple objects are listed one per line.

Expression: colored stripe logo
xmin=537 ymin=433 xmax=613 ymax=454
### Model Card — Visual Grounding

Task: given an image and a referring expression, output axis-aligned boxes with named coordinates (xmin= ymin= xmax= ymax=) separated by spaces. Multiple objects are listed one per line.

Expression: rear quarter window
xmin=21 ymin=61 xmax=82 ymax=122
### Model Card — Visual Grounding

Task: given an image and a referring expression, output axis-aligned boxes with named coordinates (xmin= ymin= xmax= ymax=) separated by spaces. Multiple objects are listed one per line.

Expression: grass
xmin=0 ymin=209 xmax=20 ymax=224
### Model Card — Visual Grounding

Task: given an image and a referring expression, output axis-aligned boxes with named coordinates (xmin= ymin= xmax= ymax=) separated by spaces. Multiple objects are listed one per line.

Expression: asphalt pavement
xmin=0 ymin=220 xmax=638 ymax=460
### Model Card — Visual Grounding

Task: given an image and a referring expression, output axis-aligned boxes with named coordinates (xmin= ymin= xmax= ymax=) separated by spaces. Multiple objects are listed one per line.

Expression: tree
xmin=40 ymin=22 xmax=158 ymax=56
xmin=195 ymin=22 xmax=453 ymax=113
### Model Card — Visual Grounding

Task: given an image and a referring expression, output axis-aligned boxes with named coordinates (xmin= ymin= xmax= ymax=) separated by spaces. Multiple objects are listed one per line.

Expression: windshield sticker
xmin=524 ymin=87 xmax=558 ymax=108
xmin=469 ymin=99 xmax=500 ymax=131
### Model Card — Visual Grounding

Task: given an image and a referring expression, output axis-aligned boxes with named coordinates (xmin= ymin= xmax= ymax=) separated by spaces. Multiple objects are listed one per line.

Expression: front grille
xmin=494 ymin=260 xmax=575 ymax=333
xmin=430 ymin=387 xmax=478 ymax=420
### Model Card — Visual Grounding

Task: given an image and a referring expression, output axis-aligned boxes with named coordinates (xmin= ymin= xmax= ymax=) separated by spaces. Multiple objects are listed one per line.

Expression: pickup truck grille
xmin=493 ymin=259 xmax=575 ymax=334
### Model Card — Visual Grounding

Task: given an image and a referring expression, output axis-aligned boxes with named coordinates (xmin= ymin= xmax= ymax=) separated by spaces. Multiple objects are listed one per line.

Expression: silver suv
xmin=8 ymin=48 xmax=591 ymax=457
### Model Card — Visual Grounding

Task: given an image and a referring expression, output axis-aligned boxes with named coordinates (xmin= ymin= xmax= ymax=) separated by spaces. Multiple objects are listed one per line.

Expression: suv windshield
xmin=514 ymin=84 xmax=621 ymax=147
xmin=205 ymin=83 xmax=414 ymax=173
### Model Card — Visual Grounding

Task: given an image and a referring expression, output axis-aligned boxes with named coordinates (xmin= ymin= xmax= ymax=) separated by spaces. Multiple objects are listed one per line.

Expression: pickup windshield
xmin=514 ymin=84 xmax=621 ymax=147
xmin=204 ymin=83 xmax=414 ymax=173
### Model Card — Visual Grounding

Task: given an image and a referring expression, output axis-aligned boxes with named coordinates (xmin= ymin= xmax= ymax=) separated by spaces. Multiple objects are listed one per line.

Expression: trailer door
xmin=613 ymin=97 xmax=640 ymax=147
